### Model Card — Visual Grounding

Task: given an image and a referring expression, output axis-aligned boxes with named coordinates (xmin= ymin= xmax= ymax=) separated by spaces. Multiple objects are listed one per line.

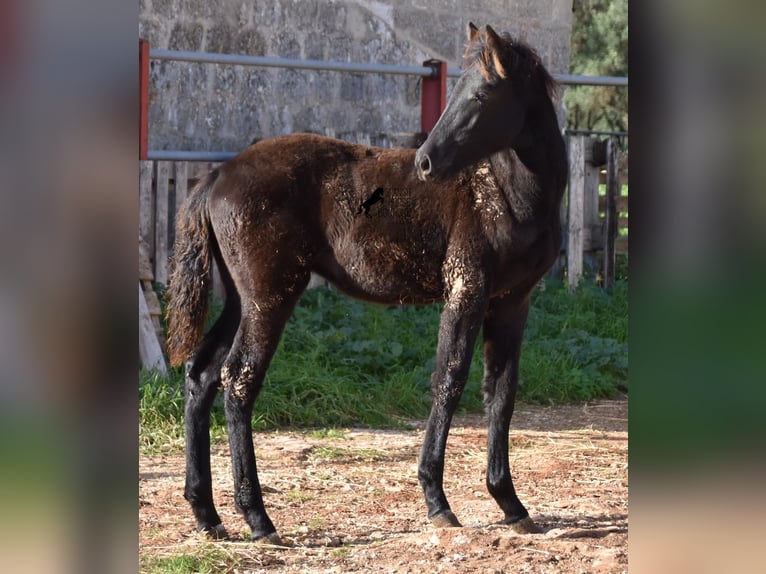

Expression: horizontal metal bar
xmin=566 ymin=129 xmax=629 ymax=137
xmin=446 ymin=67 xmax=627 ymax=86
xmin=147 ymin=150 xmax=238 ymax=161
xmin=150 ymin=49 xmax=627 ymax=86
xmin=553 ymin=74 xmax=628 ymax=87
xmin=150 ymin=49 xmax=436 ymax=77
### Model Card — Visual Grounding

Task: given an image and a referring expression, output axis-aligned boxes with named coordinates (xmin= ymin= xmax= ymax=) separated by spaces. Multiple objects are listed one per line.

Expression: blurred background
xmin=629 ymin=2 xmax=766 ymax=572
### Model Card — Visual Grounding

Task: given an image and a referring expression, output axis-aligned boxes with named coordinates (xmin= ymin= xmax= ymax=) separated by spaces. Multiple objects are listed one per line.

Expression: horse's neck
xmin=488 ymin=150 xmax=550 ymax=222
xmin=489 ymin=113 xmax=567 ymax=222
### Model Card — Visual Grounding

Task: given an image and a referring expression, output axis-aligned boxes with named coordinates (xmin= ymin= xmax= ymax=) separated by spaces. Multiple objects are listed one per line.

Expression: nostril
xmin=419 ymin=155 xmax=431 ymax=175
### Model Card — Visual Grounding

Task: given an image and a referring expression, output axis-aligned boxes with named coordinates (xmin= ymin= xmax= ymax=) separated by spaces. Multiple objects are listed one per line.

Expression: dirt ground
xmin=139 ymin=398 xmax=627 ymax=573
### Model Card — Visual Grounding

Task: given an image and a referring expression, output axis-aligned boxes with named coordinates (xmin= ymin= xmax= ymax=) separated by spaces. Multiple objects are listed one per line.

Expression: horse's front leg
xmin=419 ymin=287 xmax=488 ymax=527
xmin=482 ymin=292 xmax=541 ymax=533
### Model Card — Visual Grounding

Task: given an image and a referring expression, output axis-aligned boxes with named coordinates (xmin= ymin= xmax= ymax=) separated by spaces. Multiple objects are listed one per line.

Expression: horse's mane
xmin=464 ymin=32 xmax=559 ymax=99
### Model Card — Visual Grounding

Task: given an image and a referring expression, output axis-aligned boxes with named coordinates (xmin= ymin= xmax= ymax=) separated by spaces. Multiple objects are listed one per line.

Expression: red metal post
xmin=139 ymin=39 xmax=150 ymax=160
xmin=420 ymin=59 xmax=447 ymax=133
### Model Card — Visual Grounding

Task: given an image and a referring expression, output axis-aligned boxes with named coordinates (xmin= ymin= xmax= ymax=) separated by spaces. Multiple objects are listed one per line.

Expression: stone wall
xmin=140 ymin=0 xmax=573 ymax=152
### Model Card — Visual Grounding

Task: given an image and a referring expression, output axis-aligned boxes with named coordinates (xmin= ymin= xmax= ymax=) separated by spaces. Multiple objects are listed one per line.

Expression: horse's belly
xmin=317 ymin=236 xmax=444 ymax=305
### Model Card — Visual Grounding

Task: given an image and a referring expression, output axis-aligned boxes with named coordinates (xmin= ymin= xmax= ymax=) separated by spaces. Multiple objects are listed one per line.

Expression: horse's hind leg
xmin=220 ymin=271 xmax=309 ymax=542
xmin=183 ymin=295 xmax=240 ymax=538
xmin=481 ymin=293 xmax=541 ymax=533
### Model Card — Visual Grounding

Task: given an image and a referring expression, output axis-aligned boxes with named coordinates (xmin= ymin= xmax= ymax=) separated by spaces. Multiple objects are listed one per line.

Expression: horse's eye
xmin=473 ymin=91 xmax=488 ymax=103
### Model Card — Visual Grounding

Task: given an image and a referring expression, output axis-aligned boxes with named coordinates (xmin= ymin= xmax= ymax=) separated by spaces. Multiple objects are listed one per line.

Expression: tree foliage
xmin=566 ymin=0 xmax=628 ymax=131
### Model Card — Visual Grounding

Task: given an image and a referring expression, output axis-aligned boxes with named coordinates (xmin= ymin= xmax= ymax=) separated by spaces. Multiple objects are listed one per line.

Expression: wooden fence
xmin=565 ymin=135 xmax=628 ymax=289
xmin=139 ymin=160 xmax=222 ymax=286
xmin=139 ymin=161 xmax=221 ymax=372
xmin=138 ymin=136 xmax=627 ymax=368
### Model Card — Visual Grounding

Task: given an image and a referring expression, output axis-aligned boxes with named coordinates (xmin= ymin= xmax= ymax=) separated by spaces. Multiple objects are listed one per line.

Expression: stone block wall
xmin=140 ymin=0 xmax=573 ymax=152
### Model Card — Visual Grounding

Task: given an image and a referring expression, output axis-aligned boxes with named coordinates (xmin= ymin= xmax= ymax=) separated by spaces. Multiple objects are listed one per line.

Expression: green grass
xmin=521 ymin=278 xmax=628 ymax=402
xmin=139 ymin=370 xmax=184 ymax=453
xmin=140 ymin=278 xmax=627 ymax=452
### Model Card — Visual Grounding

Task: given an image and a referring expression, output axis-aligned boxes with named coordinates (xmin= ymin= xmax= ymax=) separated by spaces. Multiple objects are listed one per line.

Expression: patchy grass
xmin=309 ymin=446 xmax=387 ymax=463
xmin=306 ymin=428 xmax=347 ymax=440
xmin=286 ymin=490 xmax=315 ymax=503
xmin=139 ymin=543 xmax=240 ymax=574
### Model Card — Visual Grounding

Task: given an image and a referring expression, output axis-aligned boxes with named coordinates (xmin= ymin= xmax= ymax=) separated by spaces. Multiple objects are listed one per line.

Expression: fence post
xmin=567 ymin=135 xmax=586 ymax=291
xmin=603 ymin=137 xmax=620 ymax=288
xmin=420 ymin=59 xmax=447 ymax=133
xmin=583 ymin=138 xmax=603 ymax=252
xmin=139 ymin=283 xmax=167 ymax=373
xmin=139 ymin=39 xmax=150 ymax=160
xmin=139 ymin=160 xmax=155 ymax=270
xmin=154 ymin=161 xmax=171 ymax=285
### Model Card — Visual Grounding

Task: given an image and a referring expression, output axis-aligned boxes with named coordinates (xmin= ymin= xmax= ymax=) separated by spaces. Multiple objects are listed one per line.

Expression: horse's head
xmin=415 ymin=24 xmax=557 ymax=181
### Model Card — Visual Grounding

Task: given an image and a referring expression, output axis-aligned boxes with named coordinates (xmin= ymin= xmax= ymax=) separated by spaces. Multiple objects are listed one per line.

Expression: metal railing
xmin=149 ymin=48 xmax=629 ymax=86
xmin=149 ymin=49 xmax=435 ymax=77
xmin=141 ymin=44 xmax=628 ymax=161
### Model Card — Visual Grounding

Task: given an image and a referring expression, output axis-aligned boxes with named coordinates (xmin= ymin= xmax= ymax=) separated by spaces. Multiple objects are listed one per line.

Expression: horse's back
xmin=235 ymin=133 xmax=374 ymax=173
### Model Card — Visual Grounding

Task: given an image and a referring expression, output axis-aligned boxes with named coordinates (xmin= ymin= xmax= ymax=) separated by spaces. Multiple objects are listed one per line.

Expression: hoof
xmin=252 ymin=532 xmax=287 ymax=546
xmin=430 ymin=510 xmax=462 ymax=528
xmin=508 ymin=516 xmax=543 ymax=534
xmin=199 ymin=523 xmax=228 ymax=540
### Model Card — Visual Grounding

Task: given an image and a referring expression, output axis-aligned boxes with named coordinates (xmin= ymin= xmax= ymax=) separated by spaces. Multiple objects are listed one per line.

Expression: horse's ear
xmin=485 ymin=25 xmax=502 ymax=46
xmin=485 ymin=25 xmax=508 ymax=79
xmin=467 ymin=22 xmax=480 ymax=43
